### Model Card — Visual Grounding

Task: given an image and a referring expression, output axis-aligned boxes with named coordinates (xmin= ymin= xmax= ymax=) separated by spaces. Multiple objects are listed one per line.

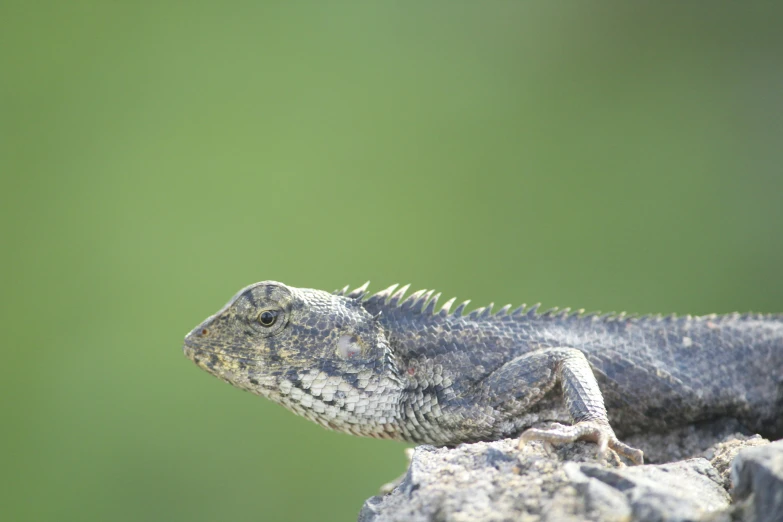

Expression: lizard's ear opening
xmin=336 ymin=334 xmax=365 ymax=359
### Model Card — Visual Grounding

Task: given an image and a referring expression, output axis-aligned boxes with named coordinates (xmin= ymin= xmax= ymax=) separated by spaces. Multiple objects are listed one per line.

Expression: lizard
xmin=182 ymin=281 xmax=783 ymax=465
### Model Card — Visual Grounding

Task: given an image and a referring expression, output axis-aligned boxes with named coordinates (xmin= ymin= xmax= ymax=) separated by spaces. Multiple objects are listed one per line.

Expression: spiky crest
xmin=335 ymin=283 xmax=782 ymax=324
xmin=438 ymin=297 xmax=456 ymax=316
xmin=347 ymin=281 xmax=370 ymax=299
xmin=423 ymin=293 xmax=441 ymax=315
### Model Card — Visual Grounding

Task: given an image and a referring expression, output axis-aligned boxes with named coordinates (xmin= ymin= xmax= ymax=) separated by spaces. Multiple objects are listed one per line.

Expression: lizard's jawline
xmin=184 ymin=346 xmax=260 ymax=364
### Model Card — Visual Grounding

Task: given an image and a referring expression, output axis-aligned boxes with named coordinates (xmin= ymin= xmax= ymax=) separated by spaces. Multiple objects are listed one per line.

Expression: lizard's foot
xmin=518 ymin=421 xmax=644 ymax=465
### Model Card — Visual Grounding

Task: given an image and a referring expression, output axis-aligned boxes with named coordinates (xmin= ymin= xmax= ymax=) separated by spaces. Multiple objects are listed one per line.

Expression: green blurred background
xmin=2 ymin=2 xmax=782 ymax=521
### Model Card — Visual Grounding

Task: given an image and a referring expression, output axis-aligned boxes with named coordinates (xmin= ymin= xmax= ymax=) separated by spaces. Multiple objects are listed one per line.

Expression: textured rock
xmin=731 ymin=440 xmax=783 ymax=522
xmin=710 ymin=435 xmax=769 ymax=490
xmin=359 ymin=433 xmax=782 ymax=522
xmin=623 ymin=418 xmax=753 ymax=464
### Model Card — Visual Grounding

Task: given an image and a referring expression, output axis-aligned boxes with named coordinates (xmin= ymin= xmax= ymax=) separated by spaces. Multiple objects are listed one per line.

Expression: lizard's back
xmin=566 ymin=312 xmax=783 ymax=437
xmin=374 ymin=297 xmax=783 ymax=439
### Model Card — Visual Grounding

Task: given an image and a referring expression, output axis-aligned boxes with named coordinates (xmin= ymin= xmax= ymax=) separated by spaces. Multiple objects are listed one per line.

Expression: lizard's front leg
xmin=481 ymin=347 xmax=644 ymax=465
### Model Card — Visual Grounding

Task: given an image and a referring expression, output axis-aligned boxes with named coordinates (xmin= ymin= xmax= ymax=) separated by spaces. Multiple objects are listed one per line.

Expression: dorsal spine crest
xmin=337 ymin=283 xmax=781 ymax=324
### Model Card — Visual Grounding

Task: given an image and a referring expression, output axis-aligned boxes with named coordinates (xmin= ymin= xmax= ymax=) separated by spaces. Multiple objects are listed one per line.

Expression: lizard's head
xmin=183 ymin=281 xmax=402 ymax=429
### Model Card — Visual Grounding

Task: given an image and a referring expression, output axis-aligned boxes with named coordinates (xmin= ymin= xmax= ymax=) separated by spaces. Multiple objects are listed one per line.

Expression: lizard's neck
xmin=256 ymin=364 xmax=409 ymax=440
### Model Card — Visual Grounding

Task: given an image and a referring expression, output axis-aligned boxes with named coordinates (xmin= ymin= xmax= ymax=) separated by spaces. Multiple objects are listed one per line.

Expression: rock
xmin=623 ymin=418 xmax=753 ymax=464
xmin=359 ymin=434 xmax=777 ymax=522
xmin=710 ymin=435 xmax=769 ymax=490
xmin=730 ymin=440 xmax=783 ymax=522
xmin=571 ymin=459 xmax=730 ymax=521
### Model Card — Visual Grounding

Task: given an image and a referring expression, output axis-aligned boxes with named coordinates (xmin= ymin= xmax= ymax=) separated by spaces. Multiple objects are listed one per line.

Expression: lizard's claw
xmin=518 ymin=421 xmax=644 ymax=465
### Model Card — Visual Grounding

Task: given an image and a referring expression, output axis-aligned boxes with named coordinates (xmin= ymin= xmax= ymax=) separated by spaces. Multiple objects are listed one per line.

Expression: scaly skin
xmin=183 ymin=281 xmax=783 ymax=465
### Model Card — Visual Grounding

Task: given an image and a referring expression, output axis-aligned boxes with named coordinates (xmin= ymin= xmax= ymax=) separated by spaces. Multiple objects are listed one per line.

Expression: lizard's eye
xmin=257 ymin=310 xmax=278 ymax=327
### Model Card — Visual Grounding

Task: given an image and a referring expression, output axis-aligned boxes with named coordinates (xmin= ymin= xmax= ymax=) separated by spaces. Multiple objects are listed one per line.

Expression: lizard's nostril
xmin=201 ymin=328 xmax=209 ymax=336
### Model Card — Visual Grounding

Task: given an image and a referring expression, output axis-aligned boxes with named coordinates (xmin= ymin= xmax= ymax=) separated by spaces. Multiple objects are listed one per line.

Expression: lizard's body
xmin=183 ymin=282 xmax=783 ymax=463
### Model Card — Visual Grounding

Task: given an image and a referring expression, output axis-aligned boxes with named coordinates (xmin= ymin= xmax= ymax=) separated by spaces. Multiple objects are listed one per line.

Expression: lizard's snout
xmin=183 ymin=319 xmax=214 ymax=357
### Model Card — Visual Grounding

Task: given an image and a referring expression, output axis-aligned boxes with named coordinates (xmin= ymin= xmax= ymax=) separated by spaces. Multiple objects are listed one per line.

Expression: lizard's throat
xmin=259 ymin=367 xmax=405 ymax=436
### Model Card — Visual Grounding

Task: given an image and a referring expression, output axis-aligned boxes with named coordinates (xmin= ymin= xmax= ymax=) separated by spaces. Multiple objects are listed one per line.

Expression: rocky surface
xmin=731 ymin=440 xmax=783 ymax=522
xmin=358 ymin=426 xmax=783 ymax=522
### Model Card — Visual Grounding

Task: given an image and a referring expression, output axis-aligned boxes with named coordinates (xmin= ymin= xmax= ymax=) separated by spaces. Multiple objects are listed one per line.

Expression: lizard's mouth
xmin=183 ymin=342 xmax=259 ymax=366
xmin=183 ymin=342 xmax=278 ymax=397
xmin=182 ymin=335 xmax=210 ymax=363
